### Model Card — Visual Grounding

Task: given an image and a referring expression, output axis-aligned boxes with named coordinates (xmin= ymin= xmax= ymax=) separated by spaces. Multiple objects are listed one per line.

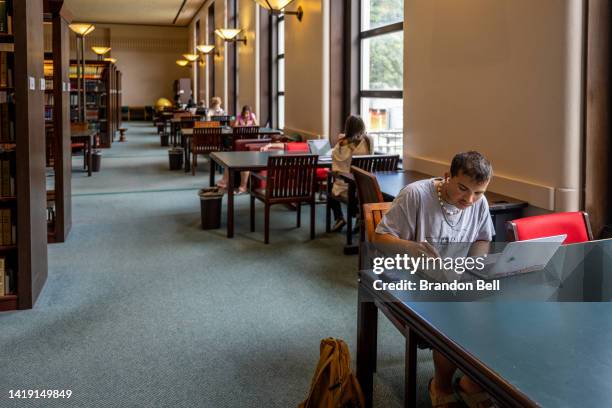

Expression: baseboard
xmin=403 ymin=155 xmax=579 ymax=211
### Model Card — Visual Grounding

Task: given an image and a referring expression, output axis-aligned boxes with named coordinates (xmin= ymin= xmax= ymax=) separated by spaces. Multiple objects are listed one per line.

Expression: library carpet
xmin=0 ymin=122 xmax=434 ymax=407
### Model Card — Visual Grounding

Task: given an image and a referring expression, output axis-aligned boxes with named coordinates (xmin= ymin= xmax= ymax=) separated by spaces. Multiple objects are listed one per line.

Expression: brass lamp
xmin=68 ymin=23 xmax=95 ymax=36
xmin=215 ymin=28 xmax=247 ymax=45
xmin=196 ymin=44 xmax=215 ymax=54
xmin=176 ymin=60 xmax=189 ymax=67
xmin=254 ymin=0 xmax=303 ymax=21
xmin=92 ymin=46 xmax=111 ymax=60
xmin=104 ymin=57 xmax=117 ymax=64
xmin=69 ymin=23 xmax=95 ymax=123
xmin=183 ymin=53 xmax=200 ymax=62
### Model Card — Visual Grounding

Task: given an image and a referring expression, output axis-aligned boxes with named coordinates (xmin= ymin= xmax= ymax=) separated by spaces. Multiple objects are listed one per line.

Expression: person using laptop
xmin=329 ymin=115 xmax=373 ymax=232
xmin=373 ymin=151 xmax=495 ymax=408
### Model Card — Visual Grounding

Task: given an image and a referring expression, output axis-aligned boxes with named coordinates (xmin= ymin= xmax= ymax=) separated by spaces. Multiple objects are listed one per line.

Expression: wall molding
xmin=403 ymin=155 xmax=579 ymax=212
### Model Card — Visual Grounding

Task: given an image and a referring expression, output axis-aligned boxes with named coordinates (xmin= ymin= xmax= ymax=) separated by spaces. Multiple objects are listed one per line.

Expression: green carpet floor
xmin=0 ymin=122 xmax=434 ymax=407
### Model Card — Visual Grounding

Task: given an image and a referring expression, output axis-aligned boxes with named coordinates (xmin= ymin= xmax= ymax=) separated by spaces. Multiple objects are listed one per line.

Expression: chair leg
xmin=250 ymin=195 xmax=255 ymax=232
xmin=310 ymin=200 xmax=316 ymax=240
xmin=296 ymin=202 xmax=301 ymax=228
xmin=264 ymin=204 xmax=270 ymax=244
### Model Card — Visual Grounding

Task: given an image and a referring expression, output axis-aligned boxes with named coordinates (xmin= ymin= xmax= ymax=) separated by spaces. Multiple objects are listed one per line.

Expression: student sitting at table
xmin=195 ymin=100 xmax=207 ymax=116
xmin=207 ymin=96 xmax=225 ymax=119
xmin=373 ymin=151 xmax=494 ymax=408
xmin=235 ymin=105 xmax=258 ymax=126
xmin=329 ymin=115 xmax=373 ymax=232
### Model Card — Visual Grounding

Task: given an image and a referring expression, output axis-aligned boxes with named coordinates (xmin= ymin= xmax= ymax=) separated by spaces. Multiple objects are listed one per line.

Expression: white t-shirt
xmin=375 ymin=178 xmax=494 ymax=244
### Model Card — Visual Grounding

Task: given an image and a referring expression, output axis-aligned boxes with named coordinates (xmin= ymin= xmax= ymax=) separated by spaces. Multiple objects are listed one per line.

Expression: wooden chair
xmin=195 ymin=121 xmax=220 ymax=128
xmin=351 ymin=166 xmax=385 ymax=243
xmin=325 ymin=154 xmax=399 ymax=243
xmin=363 ymin=202 xmax=392 ymax=242
xmin=231 ymin=126 xmax=260 ymax=150
xmin=70 ymin=122 xmax=89 ymax=169
xmin=249 ymin=155 xmax=319 ymax=244
xmin=191 ymin=127 xmax=224 ymax=175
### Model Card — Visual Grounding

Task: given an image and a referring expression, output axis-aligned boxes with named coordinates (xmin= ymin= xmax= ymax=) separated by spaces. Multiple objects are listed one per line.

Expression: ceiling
xmin=64 ymin=0 xmax=207 ymax=26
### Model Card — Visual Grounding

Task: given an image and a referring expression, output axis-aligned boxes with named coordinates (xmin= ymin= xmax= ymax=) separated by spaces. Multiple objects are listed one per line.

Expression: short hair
xmin=344 ymin=115 xmax=366 ymax=141
xmin=450 ymin=151 xmax=493 ymax=183
xmin=210 ymin=96 xmax=222 ymax=108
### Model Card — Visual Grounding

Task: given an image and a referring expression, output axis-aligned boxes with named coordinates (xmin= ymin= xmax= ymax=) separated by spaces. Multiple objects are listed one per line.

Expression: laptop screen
xmin=308 ymin=140 xmax=332 ymax=156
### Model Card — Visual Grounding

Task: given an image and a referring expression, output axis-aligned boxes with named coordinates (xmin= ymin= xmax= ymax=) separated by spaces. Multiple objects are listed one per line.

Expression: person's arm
xmin=372 ymin=232 xmax=440 ymax=258
xmin=468 ymin=240 xmax=490 ymax=257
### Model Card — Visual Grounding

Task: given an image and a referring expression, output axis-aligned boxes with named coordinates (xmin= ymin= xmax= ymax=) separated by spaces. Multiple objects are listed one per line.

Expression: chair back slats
xmin=351 ymin=166 xmax=384 ymax=206
xmin=351 ymin=154 xmax=400 ymax=172
xmin=266 ymin=155 xmax=318 ymax=200
xmin=363 ymin=202 xmax=392 ymax=242
xmin=231 ymin=126 xmax=261 ymax=150
xmin=192 ymin=127 xmax=224 ymax=155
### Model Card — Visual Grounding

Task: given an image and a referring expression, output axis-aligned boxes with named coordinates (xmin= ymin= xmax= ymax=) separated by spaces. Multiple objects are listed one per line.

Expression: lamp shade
xmin=196 ymin=45 xmax=215 ymax=54
xmin=215 ymin=28 xmax=242 ymax=41
xmin=69 ymin=23 xmax=95 ymax=36
xmin=91 ymin=46 xmax=111 ymax=56
xmin=176 ymin=60 xmax=189 ymax=67
xmin=183 ymin=53 xmax=199 ymax=62
xmin=254 ymin=0 xmax=296 ymax=10
xmin=104 ymin=57 xmax=117 ymax=64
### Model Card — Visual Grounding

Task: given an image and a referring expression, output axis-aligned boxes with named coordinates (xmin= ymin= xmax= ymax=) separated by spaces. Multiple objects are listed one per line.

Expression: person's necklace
xmin=434 ymin=180 xmax=464 ymax=228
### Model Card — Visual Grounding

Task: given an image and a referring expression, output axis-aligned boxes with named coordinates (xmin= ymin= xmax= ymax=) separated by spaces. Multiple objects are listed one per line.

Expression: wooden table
xmin=181 ymin=127 xmax=283 ymax=173
xmin=357 ymin=238 xmax=612 ymax=407
xmin=209 ymin=151 xmax=329 ymax=238
xmin=70 ymin=130 xmax=96 ymax=177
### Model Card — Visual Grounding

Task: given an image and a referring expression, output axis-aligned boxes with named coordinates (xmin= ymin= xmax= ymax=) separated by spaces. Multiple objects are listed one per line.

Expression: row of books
xmin=0 ymin=0 xmax=12 ymax=35
xmin=69 ymin=65 xmax=105 ymax=80
xmin=0 ymin=101 xmax=14 ymax=143
xmin=0 ymin=208 xmax=15 ymax=246
xmin=0 ymin=150 xmax=15 ymax=197
xmin=44 ymin=106 xmax=53 ymax=121
xmin=45 ymin=79 xmax=53 ymax=90
xmin=0 ymin=51 xmax=14 ymax=88
xmin=0 ymin=258 xmax=16 ymax=296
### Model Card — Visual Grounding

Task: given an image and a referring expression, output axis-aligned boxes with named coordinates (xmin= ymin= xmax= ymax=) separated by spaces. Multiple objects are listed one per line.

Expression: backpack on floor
xmin=298 ymin=338 xmax=365 ymax=408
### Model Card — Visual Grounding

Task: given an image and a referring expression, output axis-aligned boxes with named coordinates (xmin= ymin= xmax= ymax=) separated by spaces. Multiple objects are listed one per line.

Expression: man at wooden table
xmin=373 ymin=151 xmax=495 ymax=408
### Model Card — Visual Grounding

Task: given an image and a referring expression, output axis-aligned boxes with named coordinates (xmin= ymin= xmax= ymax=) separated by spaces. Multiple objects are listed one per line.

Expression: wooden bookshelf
xmin=43 ymin=0 xmax=72 ymax=244
xmin=0 ymin=0 xmax=48 ymax=311
xmin=69 ymin=59 xmax=118 ymax=148
xmin=116 ymin=70 xmax=122 ymax=129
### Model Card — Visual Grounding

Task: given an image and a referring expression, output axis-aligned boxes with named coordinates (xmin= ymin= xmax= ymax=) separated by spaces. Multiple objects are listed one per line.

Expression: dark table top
xmin=210 ymin=151 xmax=292 ymax=170
xmin=70 ymin=130 xmax=96 ymax=139
xmin=181 ymin=127 xmax=282 ymax=136
xmin=375 ymin=170 xmax=527 ymax=211
xmin=360 ymin=238 xmax=612 ymax=407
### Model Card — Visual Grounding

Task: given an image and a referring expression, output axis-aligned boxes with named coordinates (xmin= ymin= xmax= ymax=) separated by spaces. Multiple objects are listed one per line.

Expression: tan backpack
xmin=298 ymin=338 xmax=366 ymax=408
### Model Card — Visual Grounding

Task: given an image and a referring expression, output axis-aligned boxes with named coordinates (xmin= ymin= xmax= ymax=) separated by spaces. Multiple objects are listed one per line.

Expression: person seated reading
xmin=207 ymin=96 xmax=225 ymax=119
xmin=235 ymin=105 xmax=258 ymax=127
xmin=373 ymin=151 xmax=495 ymax=408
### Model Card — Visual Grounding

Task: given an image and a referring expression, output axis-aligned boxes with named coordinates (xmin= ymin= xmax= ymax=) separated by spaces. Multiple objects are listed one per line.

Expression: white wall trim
xmin=404 ymin=155 xmax=580 ymax=211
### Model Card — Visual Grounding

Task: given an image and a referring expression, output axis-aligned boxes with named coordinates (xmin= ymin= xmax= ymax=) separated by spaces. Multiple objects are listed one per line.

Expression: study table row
xmin=357 ymin=238 xmax=612 ymax=407
xmin=208 ymin=151 xmax=527 ymax=239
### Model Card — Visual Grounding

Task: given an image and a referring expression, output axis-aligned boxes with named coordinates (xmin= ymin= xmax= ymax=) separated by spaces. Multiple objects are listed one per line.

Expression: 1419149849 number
xmin=9 ymin=389 xmax=72 ymax=399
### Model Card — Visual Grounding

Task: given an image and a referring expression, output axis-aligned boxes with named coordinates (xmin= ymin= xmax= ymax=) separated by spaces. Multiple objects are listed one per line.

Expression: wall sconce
xmin=176 ymin=60 xmax=190 ymax=67
xmin=254 ymin=0 xmax=303 ymax=21
xmin=183 ymin=54 xmax=200 ymax=62
xmin=196 ymin=44 xmax=216 ymax=54
xmin=215 ymin=28 xmax=247 ymax=45
xmin=91 ymin=46 xmax=111 ymax=60
xmin=104 ymin=57 xmax=117 ymax=64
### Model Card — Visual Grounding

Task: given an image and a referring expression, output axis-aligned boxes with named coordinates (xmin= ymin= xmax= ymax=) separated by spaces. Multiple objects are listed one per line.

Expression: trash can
xmin=168 ymin=148 xmax=183 ymax=170
xmin=199 ymin=188 xmax=224 ymax=229
xmin=160 ymin=133 xmax=169 ymax=147
xmin=91 ymin=151 xmax=102 ymax=172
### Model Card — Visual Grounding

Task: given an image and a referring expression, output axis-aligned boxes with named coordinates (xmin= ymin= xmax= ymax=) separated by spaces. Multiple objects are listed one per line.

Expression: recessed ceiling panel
xmin=65 ymin=0 xmax=206 ymax=26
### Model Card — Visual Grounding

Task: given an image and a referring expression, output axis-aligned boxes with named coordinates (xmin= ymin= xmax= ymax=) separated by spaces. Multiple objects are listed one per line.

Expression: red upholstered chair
xmin=285 ymin=142 xmax=309 ymax=152
xmin=284 ymin=142 xmax=329 ymax=199
xmin=507 ymin=212 xmax=593 ymax=244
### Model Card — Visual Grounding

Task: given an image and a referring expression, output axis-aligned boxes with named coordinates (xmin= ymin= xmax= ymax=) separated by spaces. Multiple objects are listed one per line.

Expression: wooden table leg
xmin=184 ymin=136 xmax=191 ymax=173
xmin=227 ymin=168 xmax=235 ymax=238
xmin=209 ymin=157 xmax=215 ymax=187
xmin=357 ymin=285 xmax=378 ymax=408
xmin=405 ymin=329 xmax=417 ymax=408
xmin=87 ymin=139 xmax=92 ymax=177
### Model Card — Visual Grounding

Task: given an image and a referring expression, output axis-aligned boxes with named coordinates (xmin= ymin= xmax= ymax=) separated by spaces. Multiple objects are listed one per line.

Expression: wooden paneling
xmin=584 ymin=0 xmax=612 ymax=237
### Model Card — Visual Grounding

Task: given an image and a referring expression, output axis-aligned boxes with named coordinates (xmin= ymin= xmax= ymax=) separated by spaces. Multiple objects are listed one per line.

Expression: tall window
xmin=360 ymin=0 xmax=403 ymax=155
xmin=276 ymin=16 xmax=285 ymax=129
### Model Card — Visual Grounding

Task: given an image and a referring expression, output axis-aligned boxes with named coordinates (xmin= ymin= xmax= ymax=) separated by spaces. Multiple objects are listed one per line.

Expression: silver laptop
xmin=308 ymin=140 xmax=332 ymax=160
xmin=469 ymin=234 xmax=567 ymax=279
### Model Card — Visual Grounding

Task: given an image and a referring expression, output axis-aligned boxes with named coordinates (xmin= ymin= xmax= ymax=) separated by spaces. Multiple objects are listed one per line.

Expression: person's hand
xmin=413 ymin=241 xmax=440 ymax=258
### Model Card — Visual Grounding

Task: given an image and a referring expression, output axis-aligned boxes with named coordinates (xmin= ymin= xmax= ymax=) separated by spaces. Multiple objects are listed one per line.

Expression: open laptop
xmin=308 ymin=139 xmax=332 ymax=161
xmin=469 ymin=234 xmax=566 ymax=279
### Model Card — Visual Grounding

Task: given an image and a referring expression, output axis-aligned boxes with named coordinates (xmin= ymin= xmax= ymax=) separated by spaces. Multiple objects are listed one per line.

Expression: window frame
xmin=276 ymin=15 xmax=285 ymax=129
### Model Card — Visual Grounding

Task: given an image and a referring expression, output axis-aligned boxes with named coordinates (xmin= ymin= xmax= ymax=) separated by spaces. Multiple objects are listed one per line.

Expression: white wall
xmin=284 ymin=0 xmax=330 ymax=139
xmin=403 ymin=0 xmax=584 ymax=211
